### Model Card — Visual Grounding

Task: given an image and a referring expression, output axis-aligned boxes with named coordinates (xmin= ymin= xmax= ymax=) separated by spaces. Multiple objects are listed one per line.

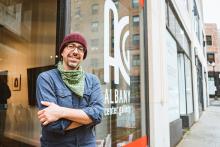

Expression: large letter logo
xmin=104 ymin=0 xmax=130 ymax=85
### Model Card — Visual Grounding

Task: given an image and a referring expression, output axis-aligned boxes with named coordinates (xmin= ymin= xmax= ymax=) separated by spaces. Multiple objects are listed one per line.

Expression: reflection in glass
xmin=70 ymin=0 xmax=143 ymax=146
xmin=132 ymin=15 xmax=140 ymax=26
xmin=0 ymin=0 xmax=57 ymax=146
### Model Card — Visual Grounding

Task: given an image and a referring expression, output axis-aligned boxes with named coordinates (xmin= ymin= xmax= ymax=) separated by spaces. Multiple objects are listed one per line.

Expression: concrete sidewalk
xmin=176 ymin=99 xmax=220 ymax=147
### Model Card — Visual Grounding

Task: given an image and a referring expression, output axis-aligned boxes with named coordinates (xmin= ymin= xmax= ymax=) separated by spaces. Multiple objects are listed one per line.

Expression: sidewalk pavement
xmin=176 ymin=99 xmax=220 ymax=147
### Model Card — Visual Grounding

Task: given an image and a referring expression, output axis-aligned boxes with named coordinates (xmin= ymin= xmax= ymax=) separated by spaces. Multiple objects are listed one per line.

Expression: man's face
xmin=61 ymin=42 xmax=85 ymax=70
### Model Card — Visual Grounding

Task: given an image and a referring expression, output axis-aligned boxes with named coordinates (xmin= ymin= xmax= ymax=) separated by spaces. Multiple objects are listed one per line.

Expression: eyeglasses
xmin=66 ymin=43 xmax=85 ymax=53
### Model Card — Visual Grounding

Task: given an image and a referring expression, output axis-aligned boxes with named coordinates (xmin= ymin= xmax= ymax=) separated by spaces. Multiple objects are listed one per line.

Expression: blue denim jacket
xmin=36 ymin=69 xmax=104 ymax=147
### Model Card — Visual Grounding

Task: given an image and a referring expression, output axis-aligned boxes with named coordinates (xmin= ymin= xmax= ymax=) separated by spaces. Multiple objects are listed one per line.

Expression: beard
xmin=68 ymin=62 xmax=78 ymax=67
xmin=68 ymin=60 xmax=81 ymax=69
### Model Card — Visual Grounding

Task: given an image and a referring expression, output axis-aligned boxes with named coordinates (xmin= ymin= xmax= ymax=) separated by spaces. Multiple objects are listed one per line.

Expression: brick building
xmin=205 ymin=23 xmax=220 ymax=97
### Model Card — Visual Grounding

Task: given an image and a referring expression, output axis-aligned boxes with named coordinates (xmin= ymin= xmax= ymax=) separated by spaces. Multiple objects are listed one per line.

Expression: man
xmin=36 ymin=32 xmax=104 ymax=147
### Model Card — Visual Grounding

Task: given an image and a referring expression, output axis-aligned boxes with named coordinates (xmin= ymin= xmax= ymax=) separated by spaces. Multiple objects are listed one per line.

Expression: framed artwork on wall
xmin=27 ymin=65 xmax=55 ymax=106
xmin=12 ymin=74 xmax=21 ymax=91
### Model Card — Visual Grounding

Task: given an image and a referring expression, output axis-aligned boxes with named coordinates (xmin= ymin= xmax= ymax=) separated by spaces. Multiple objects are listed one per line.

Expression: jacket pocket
xmin=79 ymin=89 xmax=91 ymax=108
xmin=56 ymin=89 xmax=73 ymax=108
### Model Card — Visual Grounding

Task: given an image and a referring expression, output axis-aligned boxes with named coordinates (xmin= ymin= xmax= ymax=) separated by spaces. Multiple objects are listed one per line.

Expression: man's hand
xmin=38 ymin=101 xmax=63 ymax=126
xmin=38 ymin=101 xmax=93 ymax=126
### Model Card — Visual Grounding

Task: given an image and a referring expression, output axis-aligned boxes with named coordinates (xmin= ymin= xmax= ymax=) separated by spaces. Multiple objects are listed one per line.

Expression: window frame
xmin=206 ymin=35 xmax=212 ymax=46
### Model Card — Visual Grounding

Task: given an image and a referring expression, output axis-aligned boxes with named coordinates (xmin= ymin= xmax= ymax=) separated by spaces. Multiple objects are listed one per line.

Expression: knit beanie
xmin=59 ymin=32 xmax=87 ymax=59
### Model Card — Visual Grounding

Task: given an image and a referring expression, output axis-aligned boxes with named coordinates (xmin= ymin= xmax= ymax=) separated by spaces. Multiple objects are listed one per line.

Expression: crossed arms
xmin=38 ymin=101 xmax=92 ymax=130
xmin=36 ymin=73 xmax=103 ymax=133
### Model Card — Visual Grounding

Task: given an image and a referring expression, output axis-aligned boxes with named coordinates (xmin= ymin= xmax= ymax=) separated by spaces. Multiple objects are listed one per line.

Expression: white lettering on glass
xmin=104 ymin=0 xmax=130 ymax=85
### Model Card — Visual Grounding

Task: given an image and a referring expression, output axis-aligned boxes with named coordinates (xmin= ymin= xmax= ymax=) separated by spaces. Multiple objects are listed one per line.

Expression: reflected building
xmin=70 ymin=0 xmax=144 ymax=146
xmin=0 ymin=0 xmax=56 ymax=146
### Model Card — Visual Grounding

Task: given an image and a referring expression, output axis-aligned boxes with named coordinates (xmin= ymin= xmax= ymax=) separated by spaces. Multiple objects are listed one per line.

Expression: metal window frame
xmin=56 ymin=0 xmax=71 ymax=63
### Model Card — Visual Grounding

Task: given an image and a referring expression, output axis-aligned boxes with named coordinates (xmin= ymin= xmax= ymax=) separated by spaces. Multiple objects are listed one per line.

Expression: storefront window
xmin=166 ymin=30 xmax=180 ymax=122
xmin=185 ymin=57 xmax=193 ymax=113
xmin=70 ymin=0 xmax=145 ymax=146
xmin=178 ymin=54 xmax=193 ymax=114
xmin=0 ymin=0 xmax=57 ymax=146
xmin=166 ymin=1 xmax=190 ymax=56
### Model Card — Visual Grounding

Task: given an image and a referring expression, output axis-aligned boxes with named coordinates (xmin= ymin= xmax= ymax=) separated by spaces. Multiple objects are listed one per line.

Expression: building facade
xmin=0 ymin=0 xmax=208 ymax=147
xmin=205 ymin=23 xmax=220 ymax=98
xmin=148 ymin=0 xmax=208 ymax=146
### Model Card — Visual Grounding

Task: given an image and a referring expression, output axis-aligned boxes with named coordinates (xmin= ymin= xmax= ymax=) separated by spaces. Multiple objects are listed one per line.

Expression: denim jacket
xmin=36 ymin=69 xmax=104 ymax=147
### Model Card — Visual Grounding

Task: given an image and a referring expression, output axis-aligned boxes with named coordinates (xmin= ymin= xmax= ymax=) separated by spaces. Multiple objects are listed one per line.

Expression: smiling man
xmin=36 ymin=32 xmax=104 ymax=147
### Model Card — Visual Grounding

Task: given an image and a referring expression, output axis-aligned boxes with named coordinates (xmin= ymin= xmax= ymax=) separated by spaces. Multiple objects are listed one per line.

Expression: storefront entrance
xmin=66 ymin=0 xmax=148 ymax=146
xmin=0 ymin=0 xmax=149 ymax=146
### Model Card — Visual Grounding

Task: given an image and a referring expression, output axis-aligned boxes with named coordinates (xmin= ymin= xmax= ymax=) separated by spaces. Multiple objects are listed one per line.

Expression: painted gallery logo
xmin=103 ymin=0 xmax=132 ymax=116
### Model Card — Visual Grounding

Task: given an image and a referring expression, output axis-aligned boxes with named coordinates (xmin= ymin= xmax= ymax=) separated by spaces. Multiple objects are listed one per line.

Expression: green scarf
xmin=57 ymin=62 xmax=85 ymax=98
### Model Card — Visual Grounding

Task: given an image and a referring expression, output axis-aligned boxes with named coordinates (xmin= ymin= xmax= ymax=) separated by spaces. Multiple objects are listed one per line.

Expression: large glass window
xmin=166 ymin=31 xmax=180 ymax=122
xmin=166 ymin=1 xmax=190 ymax=56
xmin=70 ymin=0 xmax=145 ymax=146
xmin=0 ymin=0 xmax=57 ymax=146
xmin=185 ymin=57 xmax=193 ymax=113
xmin=178 ymin=54 xmax=186 ymax=114
xmin=178 ymin=54 xmax=193 ymax=115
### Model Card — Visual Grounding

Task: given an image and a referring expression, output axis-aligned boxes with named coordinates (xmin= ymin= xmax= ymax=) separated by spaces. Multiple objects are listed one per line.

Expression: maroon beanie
xmin=59 ymin=32 xmax=87 ymax=59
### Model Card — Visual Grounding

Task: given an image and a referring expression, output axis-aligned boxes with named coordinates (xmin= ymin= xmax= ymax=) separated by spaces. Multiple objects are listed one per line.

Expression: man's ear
xmin=60 ymin=53 xmax=63 ymax=61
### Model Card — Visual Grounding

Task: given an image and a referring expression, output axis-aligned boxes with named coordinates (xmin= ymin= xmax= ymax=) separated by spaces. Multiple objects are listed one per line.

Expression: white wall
xmin=171 ymin=0 xmax=208 ymax=121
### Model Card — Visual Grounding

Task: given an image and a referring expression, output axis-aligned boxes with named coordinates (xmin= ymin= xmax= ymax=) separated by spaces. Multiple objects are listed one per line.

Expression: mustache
xmin=67 ymin=50 xmax=80 ymax=57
